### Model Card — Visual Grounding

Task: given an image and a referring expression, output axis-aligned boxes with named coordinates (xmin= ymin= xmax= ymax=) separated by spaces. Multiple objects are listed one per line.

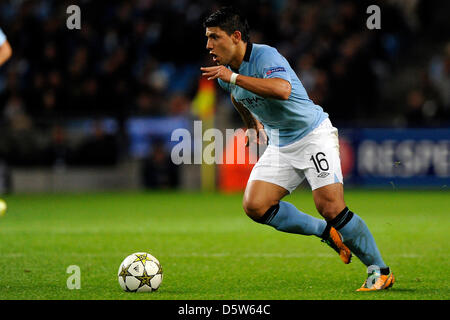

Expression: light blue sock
xmin=265 ymin=201 xmax=326 ymax=237
xmin=337 ymin=211 xmax=387 ymax=268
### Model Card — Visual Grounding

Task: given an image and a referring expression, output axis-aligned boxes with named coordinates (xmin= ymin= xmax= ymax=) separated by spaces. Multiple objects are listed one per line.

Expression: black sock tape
xmin=320 ymin=224 xmax=332 ymax=240
xmin=329 ymin=207 xmax=354 ymax=230
xmin=253 ymin=203 xmax=280 ymax=224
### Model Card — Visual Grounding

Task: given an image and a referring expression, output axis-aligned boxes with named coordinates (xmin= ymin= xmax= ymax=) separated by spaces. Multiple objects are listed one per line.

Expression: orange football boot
xmin=357 ymin=271 xmax=395 ymax=291
xmin=321 ymin=227 xmax=352 ymax=264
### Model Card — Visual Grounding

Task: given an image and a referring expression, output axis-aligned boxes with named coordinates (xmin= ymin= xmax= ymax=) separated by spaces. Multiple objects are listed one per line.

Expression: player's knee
xmin=242 ymin=198 xmax=263 ymax=221
xmin=316 ymin=200 xmax=345 ymax=221
xmin=242 ymin=198 xmax=277 ymax=222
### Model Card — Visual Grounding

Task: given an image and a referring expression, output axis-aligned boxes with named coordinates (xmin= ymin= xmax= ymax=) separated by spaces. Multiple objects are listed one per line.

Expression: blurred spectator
xmin=71 ymin=120 xmax=119 ymax=166
xmin=141 ymin=138 xmax=179 ymax=189
xmin=405 ymin=89 xmax=426 ymax=127
xmin=168 ymin=94 xmax=191 ymax=116
xmin=428 ymin=42 xmax=450 ymax=114
xmin=46 ymin=123 xmax=69 ymax=168
xmin=0 ymin=159 xmax=12 ymax=194
xmin=3 ymin=94 xmax=31 ymax=130
xmin=134 ymin=89 xmax=162 ymax=116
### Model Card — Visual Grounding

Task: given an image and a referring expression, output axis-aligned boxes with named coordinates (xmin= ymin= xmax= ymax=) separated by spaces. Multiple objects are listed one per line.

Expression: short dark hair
xmin=203 ymin=7 xmax=250 ymax=43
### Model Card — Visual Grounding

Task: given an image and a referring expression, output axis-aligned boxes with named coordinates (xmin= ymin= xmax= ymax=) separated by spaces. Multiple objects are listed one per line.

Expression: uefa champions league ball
xmin=118 ymin=252 xmax=163 ymax=292
xmin=0 ymin=199 xmax=7 ymax=217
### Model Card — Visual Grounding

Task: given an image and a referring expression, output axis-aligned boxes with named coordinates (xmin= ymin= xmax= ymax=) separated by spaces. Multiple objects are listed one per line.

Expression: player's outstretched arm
xmin=201 ymin=65 xmax=291 ymax=100
xmin=235 ymin=74 xmax=291 ymax=100
xmin=0 ymin=40 xmax=12 ymax=67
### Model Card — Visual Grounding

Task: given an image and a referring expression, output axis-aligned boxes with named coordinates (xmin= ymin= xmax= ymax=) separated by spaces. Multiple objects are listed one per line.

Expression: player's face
xmin=205 ymin=27 xmax=238 ymax=66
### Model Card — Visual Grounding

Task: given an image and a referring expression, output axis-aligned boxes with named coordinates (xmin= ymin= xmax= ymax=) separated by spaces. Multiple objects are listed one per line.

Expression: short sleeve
xmin=217 ymin=78 xmax=231 ymax=93
xmin=255 ymin=47 xmax=291 ymax=83
xmin=0 ymin=28 xmax=6 ymax=46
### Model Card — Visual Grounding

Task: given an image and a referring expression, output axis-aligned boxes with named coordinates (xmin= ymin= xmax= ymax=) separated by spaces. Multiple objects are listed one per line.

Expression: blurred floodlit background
xmin=0 ymin=0 xmax=449 ymax=193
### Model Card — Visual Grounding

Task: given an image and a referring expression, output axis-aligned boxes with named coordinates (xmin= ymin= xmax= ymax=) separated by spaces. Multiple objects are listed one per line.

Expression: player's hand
xmin=245 ymin=123 xmax=268 ymax=147
xmin=200 ymin=65 xmax=233 ymax=82
xmin=245 ymin=128 xmax=255 ymax=147
xmin=257 ymin=126 xmax=268 ymax=145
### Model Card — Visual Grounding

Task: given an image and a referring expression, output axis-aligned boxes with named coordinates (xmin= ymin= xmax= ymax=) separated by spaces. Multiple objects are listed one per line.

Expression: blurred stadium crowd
xmin=0 ymin=0 xmax=449 ymax=173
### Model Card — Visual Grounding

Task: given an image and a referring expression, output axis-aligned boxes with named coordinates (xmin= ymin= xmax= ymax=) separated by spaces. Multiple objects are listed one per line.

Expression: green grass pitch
xmin=0 ymin=189 xmax=448 ymax=300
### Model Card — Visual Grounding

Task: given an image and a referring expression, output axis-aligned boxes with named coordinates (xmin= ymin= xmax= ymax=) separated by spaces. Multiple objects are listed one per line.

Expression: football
xmin=118 ymin=252 xmax=163 ymax=292
xmin=0 ymin=199 xmax=7 ymax=217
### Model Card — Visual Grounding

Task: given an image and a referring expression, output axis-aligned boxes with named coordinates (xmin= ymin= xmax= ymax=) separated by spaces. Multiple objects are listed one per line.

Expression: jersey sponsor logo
xmin=236 ymin=96 xmax=264 ymax=107
xmin=317 ymin=172 xmax=330 ymax=178
xmin=265 ymin=67 xmax=286 ymax=76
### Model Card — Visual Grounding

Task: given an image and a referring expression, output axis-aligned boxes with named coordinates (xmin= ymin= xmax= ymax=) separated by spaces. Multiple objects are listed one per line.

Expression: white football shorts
xmin=248 ymin=118 xmax=343 ymax=192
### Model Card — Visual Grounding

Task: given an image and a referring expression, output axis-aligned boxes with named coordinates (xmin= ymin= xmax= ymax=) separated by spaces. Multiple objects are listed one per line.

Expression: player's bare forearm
xmin=231 ymin=95 xmax=267 ymax=146
xmin=201 ymin=65 xmax=291 ymax=100
xmin=0 ymin=41 xmax=12 ymax=66
xmin=231 ymin=95 xmax=257 ymax=129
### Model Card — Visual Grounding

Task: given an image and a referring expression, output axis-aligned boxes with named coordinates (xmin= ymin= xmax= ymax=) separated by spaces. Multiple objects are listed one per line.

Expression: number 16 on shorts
xmin=310 ymin=152 xmax=330 ymax=178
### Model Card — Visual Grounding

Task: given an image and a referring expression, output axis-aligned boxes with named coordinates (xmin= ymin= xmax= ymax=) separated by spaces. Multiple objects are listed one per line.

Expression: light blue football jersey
xmin=218 ymin=43 xmax=328 ymax=147
xmin=0 ymin=28 xmax=6 ymax=46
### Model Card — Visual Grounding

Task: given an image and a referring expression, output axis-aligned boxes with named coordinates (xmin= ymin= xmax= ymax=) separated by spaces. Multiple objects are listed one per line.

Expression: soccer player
xmin=201 ymin=7 xmax=394 ymax=291
xmin=0 ymin=27 xmax=12 ymax=67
